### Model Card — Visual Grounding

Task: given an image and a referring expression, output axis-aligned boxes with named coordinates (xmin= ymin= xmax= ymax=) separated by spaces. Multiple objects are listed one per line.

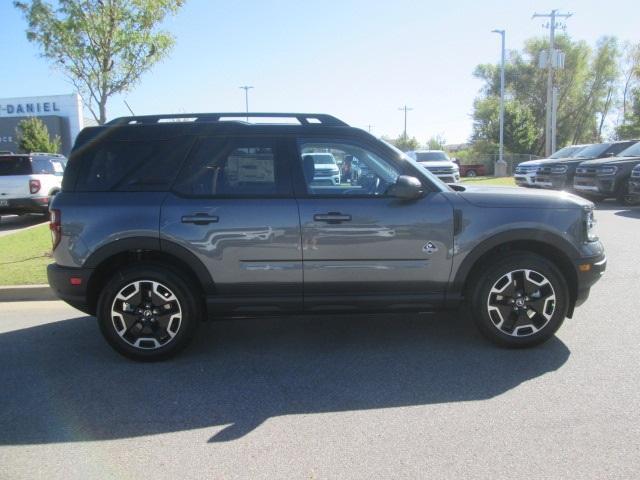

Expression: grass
xmin=461 ymin=176 xmax=516 ymax=187
xmin=0 ymin=224 xmax=52 ymax=285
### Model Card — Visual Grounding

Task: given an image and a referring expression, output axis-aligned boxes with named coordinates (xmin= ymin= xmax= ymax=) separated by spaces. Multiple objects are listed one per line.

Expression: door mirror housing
xmin=388 ymin=175 xmax=424 ymax=199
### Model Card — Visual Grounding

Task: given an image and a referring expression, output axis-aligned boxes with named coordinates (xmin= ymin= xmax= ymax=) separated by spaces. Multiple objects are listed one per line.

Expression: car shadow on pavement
xmin=0 ymin=214 xmax=47 ymax=234
xmin=0 ymin=312 xmax=570 ymax=445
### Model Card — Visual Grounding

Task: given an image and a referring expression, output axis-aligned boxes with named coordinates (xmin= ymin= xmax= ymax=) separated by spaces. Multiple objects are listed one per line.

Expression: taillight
xmin=29 ymin=179 xmax=41 ymax=194
xmin=50 ymin=209 xmax=61 ymax=250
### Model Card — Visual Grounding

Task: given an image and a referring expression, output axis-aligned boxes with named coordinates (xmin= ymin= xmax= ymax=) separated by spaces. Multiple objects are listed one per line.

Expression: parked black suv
xmin=47 ymin=113 xmax=606 ymax=360
xmin=573 ymin=140 xmax=640 ymax=204
xmin=534 ymin=141 xmax=638 ymax=191
xmin=628 ymin=164 xmax=640 ymax=203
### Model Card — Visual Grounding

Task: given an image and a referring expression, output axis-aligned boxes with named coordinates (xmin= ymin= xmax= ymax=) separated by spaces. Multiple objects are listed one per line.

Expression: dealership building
xmin=0 ymin=93 xmax=84 ymax=156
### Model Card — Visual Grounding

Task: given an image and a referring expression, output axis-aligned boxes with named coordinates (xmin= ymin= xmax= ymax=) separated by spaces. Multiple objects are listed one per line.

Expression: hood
xmin=458 ymin=185 xmax=592 ymax=209
xmin=516 ymin=158 xmax=558 ymax=167
xmin=578 ymin=155 xmax=640 ymax=167
xmin=418 ymin=160 xmax=456 ymax=169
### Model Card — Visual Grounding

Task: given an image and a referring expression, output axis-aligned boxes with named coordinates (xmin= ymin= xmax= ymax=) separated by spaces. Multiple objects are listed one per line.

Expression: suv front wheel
xmin=97 ymin=264 xmax=200 ymax=361
xmin=470 ymin=252 xmax=569 ymax=348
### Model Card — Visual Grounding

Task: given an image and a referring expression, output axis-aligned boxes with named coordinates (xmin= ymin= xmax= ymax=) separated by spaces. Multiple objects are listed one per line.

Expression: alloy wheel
xmin=111 ymin=280 xmax=182 ymax=350
xmin=486 ymin=269 xmax=556 ymax=337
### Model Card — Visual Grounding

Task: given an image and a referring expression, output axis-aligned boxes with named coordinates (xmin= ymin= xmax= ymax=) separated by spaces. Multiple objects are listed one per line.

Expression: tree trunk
xmin=99 ymin=96 xmax=108 ymax=125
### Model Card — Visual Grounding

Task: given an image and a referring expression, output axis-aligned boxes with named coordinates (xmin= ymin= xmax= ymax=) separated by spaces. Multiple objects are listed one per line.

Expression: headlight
xmin=585 ymin=209 xmax=598 ymax=242
xmin=598 ymin=165 xmax=617 ymax=176
xmin=551 ymin=165 xmax=568 ymax=174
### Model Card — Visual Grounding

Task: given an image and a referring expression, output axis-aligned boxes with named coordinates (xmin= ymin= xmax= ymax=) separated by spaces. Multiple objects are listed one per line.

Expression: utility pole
xmin=492 ymin=29 xmax=506 ymax=168
xmin=532 ymin=9 xmax=571 ymax=156
xmin=398 ymin=105 xmax=413 ymax=142
xmin=366 ymin=124 xmax=374 ymax=133
xmin=239 ymin=86 xmax=254 ymax=121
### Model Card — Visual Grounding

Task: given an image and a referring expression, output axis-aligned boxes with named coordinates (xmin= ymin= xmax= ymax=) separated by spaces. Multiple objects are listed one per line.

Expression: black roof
xmin=106 ymin=112 xmax=348 ymax=127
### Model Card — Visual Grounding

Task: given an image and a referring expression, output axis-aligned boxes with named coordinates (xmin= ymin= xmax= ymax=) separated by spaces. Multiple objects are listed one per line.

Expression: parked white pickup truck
xmin=0 ymin=153 xmax=67 ymax=216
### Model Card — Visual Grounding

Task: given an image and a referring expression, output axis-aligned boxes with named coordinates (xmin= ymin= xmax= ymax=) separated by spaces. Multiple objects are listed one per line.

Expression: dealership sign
xmin=0 ymin=94 xmax=83 ymax=155
xmin=0 ymin=102 xmax=62 ymax=115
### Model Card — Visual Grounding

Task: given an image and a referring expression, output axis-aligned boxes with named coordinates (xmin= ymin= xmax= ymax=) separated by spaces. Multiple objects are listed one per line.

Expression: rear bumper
xmin=574 ymin=253 xmax=607 ymax=307
xmin=0 ymin=196 xmax=50 ymax=215
xmin=47 ymin=263 xmax=94 ymax=314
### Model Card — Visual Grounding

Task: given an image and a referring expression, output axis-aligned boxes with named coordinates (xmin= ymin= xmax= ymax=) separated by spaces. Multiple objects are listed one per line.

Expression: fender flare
xmin=451 ymin=228 xmax=580 ymax=295
xmin=84 ymin=236 xmax=215 ymax=294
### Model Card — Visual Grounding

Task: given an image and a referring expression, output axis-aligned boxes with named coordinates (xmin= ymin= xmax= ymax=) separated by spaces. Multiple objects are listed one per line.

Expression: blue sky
xmin=0 ymin=0 xmax=638 ymax=143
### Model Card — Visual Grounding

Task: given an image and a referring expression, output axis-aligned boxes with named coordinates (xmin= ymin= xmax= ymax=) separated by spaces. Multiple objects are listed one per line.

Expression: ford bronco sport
xmin=47 ymin=113 xmax=606 ymax=360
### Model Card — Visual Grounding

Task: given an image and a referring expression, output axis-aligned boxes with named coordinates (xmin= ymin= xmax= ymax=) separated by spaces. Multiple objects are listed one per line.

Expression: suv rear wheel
xmin=470 ymin=252 xmax=569 ymax=348
xmin=97 ymin=264 xmax=200 ymax=361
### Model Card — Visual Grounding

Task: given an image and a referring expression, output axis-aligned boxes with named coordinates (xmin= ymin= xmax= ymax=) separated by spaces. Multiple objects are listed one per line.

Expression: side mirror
xmin=607 ymin=152 xmax=616 ymax=157
xmin=388 ymin=175 xmax=424 ymax=199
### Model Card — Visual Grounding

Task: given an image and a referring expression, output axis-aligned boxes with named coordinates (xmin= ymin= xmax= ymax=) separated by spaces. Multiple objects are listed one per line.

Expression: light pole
xmin=532 ymin=10 xmax=572 ymax=156
xmin=492 ymin=29 xmax=505 ymax=170
xmin=398 ymin=105 xmax=413 ymax=142
xmin=239 ymin=86 xmax=253 ymax=121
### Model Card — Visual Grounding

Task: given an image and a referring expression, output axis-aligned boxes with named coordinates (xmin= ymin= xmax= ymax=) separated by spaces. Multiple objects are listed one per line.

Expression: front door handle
xmin=181 ymin=214 xmax=219 ymax=225
xmin=313 ymin=212 xmax=352 ymax=223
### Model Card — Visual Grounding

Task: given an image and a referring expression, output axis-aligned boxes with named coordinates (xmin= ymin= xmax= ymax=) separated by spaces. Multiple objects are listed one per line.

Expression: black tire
xmin=469 ymin=252 xmax=569 ymax=348
xmin=97 ymin=263 xmax=201 ymax=361
xmin=616 ymin=182 xmax=640 ymax=206
xmin=466 ymin=169 xmax=477 ymax=177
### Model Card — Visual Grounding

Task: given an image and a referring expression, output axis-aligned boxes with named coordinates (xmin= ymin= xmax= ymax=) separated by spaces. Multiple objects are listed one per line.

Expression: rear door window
xmin=31 ymin=157 xmax=66 ymax=176
xmin=173 ymin=137 xmax=291 ymax=197
xmin=0 ymin=156 xmax=32 ymax=176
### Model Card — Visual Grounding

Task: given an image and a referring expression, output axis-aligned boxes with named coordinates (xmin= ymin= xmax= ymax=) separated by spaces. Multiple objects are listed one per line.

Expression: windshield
xmin=617 ymin=141 xmax=640 ymax=157
xmin=575 ymin=143 xmax=610 ymax=158
xmin=550 ymin=145 xmax=587 ymax=159
xmin=382 ymin=140 xmax=449 ymax=191
xmin=415 ymin=151 xmax=449 ymax=162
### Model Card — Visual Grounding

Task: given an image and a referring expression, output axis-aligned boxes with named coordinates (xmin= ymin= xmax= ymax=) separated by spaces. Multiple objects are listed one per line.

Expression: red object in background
xmin=459 ymin=164 xmax=487 ymax=177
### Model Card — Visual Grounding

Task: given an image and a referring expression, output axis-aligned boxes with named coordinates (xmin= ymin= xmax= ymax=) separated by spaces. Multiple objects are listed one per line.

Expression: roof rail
xmin=106 ymin=112 xmax=349 ymax=127
xmin=29 ymin=152 xmax=65 ymax=157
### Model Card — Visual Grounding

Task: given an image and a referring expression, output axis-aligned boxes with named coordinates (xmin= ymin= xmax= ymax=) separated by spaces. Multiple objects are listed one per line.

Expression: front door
xmin=160 ymin=136 xmax=302 ymax=314
xmin=292 ymin=138 xmax=454 ymax=312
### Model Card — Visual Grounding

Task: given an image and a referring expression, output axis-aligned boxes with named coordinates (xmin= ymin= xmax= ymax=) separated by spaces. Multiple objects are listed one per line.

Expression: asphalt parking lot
xmin=0 ymin=214 xmax=47 ymax=237
xmin=0 ymin=204 xmax=639 ymax=479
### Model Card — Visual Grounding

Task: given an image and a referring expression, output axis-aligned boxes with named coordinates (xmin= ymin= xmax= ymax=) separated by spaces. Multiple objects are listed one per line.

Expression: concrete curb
xmin=0 ymin=285 xmax=57 ymax=302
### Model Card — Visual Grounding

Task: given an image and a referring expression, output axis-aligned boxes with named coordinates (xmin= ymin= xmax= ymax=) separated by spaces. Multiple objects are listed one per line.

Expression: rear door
xmin=291 ymin=136 xmax=454 ymax=312
xmin=0 ymin=156 xmax=32 ymax=200
xmin=160 ymin=135 xmax=303 ymax=314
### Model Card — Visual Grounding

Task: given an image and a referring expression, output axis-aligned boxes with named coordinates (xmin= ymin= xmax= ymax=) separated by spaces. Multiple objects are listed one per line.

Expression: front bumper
xmin=573 ymin=175 xmax=617 ymax=197
xmin=435 ymin=173 xmax=460 ymax=184
xmin=629 ymin=178 xmax=640 ymax=196
xmin=0 ymin=196 xmax=50 ymax=215
xmin=514 ymin=173 xmax=536 ymax=187
xmin=534 ymin=174 xmax=568 ymax=189
xmin=47 ymin=263 xmax=94 ymax=314
xmin=574 ymin=252 xmax=607 ymax=308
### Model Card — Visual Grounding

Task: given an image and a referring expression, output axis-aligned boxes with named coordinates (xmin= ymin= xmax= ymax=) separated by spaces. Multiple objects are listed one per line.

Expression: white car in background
xmin=0 ymin=153 xmax=67 ymax=217
xmin=302 ymin=152 xmax=341 ymax=185
xmin=514 ymin=145 xmax=587 ymax=187
xmin=406 ymin=150 xmax=460 ymax=183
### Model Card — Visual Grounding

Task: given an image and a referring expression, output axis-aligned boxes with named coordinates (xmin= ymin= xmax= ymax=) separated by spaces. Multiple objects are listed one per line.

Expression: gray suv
xmin=47 ymin=113 xmax=606 ymax=360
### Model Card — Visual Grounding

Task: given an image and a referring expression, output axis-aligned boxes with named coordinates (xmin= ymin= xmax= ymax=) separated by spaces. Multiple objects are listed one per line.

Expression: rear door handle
xmin=313 ymin=212 xmax=352 ymax=223
xmin=181 ymin=214 xmax=219 ymax=225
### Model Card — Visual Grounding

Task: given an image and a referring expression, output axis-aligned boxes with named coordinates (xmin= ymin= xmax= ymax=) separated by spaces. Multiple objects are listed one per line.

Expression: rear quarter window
xmin=0 ymin=156 xmax=32 ymax=176
xmin=67 ymin=137 xmax=194 ymax=192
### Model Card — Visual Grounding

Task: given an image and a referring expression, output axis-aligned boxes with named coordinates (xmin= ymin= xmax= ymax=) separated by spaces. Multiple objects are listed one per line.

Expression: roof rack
xmin=29 ymin=152 xmax=65 ymax=157
xmin=106 ymin=112 xmax=348 ymax=127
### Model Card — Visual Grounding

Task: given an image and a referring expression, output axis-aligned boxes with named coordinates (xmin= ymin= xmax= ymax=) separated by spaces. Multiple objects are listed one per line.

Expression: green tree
xmin=16 ymin=117 xmax=61 ymax=153
xmin=383 ymin=134 xmax=421 ymax=152
xmin=15 ymin=0 xmax=185 ymax=124
xmin=617 ymin=88 xmax=640 ymax=138
xmin=426 ymin=134 xmax=446 ymax=150
xmin=472 ymin=97 xmax=538 ymax=154
xmin=472 ymin=34 xmax=621 ymax=154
